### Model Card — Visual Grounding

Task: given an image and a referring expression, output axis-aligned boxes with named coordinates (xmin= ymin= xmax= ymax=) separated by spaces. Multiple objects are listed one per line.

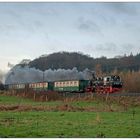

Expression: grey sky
xmin=0 ymin=2 xmax=140 ymax=71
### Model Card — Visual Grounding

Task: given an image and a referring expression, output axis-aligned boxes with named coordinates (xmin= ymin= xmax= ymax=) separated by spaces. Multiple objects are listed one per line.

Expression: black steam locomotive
xmin=86 ymin=75 xmax=123 ymax=93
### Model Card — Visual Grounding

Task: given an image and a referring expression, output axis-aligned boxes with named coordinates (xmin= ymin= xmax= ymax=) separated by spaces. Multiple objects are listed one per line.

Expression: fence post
xmin=34 ymin=92 xmax=36 ymax=101
xmin=79 ymin=93 xmax=80 ymax=99
xmin=106 ymin=92 xmax=109 ymax=102
xmin=46 ymin=94 xmax=48 ymax=101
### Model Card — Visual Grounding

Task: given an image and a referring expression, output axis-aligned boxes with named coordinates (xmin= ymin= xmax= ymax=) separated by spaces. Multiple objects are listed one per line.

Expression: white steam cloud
xmin=5 ymin=65 xmax=93 ymax=84
xmin=0 ymin=70 xmax=6 ymax=84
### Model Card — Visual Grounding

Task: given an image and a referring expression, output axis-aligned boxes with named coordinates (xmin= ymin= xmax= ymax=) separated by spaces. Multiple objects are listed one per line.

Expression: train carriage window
xmin=68 ymin=81 xmax=70 ymax=86
xmin=62 ymin=82 xmax=64 ymax=87
xmin=63 ymin=82 xmax=66 ymax=87
xmin=66 ymin=81 xmax=69 ymax=87
xmin=37 ymin=83 xmax=39 ymax=88
xmin=74 ymin=81 xmax=78 ymax=86
xmin=76 ymin=81 xmax=79 ymax=86
xmin=55 ymin=82 xmax=57 ymax=87
xmin=59 ymin=82 xmax=61 ymax=87
xmin=66 ymin=81 xmax=68 ymax=86
xmin=66 ymin=81 xmax=68 ymax=87
xmin=56 ymin=82 xmax=59 ymax=87
xmin=72 ymin=81 xmax=74 ymax=86
xmin=38 ymin=83 xmax=41 ymax=88
xmin=44 ymin=82 xmax=47 ymax=87
xmin=34 ymin=84 xmax=36 ymax=88
xmin=70 ymin=81 xmax=73 ymax=86
xmin=37 ymin=84 xmax=38 ymax=88
xmin=21 ymin=84 xmax=23 ymax=88
xmin=46 ymin=83 xmax=48 ymax=87
xmin=36 ymin=83 xmax=38 ymax=88
xmin=38 ymin=83 xmax=42 ymax=88
xmin=41 ymin=83 xmax=43 ymax=88
xmin=41 ymin=83 xmax=46 ymax=87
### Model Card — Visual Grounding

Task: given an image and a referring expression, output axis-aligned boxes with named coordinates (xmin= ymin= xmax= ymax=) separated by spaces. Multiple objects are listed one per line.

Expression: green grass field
xmin=0 ymin=94 xmax=140 ymax=138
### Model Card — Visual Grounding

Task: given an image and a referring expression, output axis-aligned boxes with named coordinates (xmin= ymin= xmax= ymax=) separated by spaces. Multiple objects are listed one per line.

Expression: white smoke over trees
xmin=0 ymin=70 xmax=6 ymax=84
xmin=5 ymin=65 xmax=94 ymax=84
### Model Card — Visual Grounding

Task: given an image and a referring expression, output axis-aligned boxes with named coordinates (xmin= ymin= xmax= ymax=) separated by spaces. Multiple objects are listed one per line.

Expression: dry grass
xmin=1 ymin=91 xmax=140 ymax=113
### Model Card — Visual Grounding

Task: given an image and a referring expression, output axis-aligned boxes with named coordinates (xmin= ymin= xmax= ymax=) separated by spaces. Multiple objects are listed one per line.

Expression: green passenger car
xmin=53 ymin=80 xmax=89 ymax=92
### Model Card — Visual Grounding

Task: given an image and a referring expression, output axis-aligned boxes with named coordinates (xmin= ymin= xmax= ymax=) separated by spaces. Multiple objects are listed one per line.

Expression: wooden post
xmin=79 ymin=93 xmax=80 ymax=99
xmin=46 ymin=94 xmax=48 ymax=101
xmin=106 ymin=92 xmax=109 ymax=102
xmin=34 ymin=92 xmax=36 ymax=101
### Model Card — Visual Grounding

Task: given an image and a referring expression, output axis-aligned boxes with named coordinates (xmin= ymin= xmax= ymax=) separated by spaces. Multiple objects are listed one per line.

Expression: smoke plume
xmin=0 ymin=70 xmax=6 ymax=84
xmin=5 ymin=65 xmax=93 ymax=84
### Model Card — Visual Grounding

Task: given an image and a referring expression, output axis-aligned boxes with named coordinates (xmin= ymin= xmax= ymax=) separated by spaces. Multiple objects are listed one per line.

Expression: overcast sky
xmin=0 ymin=2 xmax=140 ymax=71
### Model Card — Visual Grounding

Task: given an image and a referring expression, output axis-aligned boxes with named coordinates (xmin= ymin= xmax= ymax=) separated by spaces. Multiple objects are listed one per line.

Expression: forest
xmin=29 ymin=52 xmax=140 ymax=72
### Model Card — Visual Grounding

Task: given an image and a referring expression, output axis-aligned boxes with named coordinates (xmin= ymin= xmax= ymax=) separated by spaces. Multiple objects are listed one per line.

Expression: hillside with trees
xmin=29 ymin=52 xmax=140 ymax=73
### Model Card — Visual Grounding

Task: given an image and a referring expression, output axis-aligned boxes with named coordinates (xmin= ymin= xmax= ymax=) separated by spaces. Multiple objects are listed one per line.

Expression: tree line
xmin=29 ymin=51 xmax=140 ymax=73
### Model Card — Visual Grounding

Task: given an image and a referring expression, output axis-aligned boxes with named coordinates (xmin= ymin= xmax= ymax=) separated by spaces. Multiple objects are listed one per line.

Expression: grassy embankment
xmin=0 ymin=94 xmax=140 ymax=138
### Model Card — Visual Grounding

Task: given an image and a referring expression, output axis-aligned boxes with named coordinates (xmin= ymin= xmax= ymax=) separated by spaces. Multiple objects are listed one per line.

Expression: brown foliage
xmin=119 ymin=70 xmax=140 ymax=92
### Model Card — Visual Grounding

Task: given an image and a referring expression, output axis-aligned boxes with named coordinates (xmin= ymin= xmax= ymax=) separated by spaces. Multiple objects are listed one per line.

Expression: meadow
xmin=0 ymin=93 xmax=140 ymax=138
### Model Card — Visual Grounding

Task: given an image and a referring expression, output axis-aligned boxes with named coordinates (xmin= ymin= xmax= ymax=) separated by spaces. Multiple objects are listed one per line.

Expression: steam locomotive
xmin=2 ymin=75 xmax=123 ymax=94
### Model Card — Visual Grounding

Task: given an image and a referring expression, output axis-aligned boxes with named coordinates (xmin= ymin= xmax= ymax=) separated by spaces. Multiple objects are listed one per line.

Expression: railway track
xmin=59 ymin=92 xmax=140 ymax=98
xmin=109 ymin=92 xmax=140 ymax=97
